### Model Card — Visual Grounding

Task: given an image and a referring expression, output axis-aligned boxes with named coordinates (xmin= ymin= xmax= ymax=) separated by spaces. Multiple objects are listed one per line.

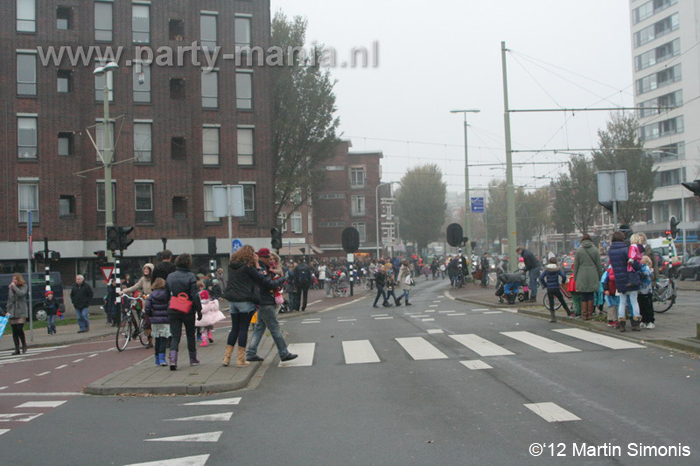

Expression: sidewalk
xmin=447 ymin=282 xmax=700 ymax=355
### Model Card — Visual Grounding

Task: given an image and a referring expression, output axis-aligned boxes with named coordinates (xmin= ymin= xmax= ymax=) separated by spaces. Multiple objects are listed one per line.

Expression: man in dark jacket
xmin=70 ymin=275 xmax=93 ymax=333
xmin=498 ymin=271 xmax=526 ymax=305
xmin=480 ymin=253 xmax=490 ymax=287
xmin=517 ymin=247 xmax=541 ymax=302
xmin=372 ymin=266 xmax=392 ymax=308
xmin=152 ymin=249 xmax=177 ymax=283
xmin=294 ymin=260 xmax=311 ymax=311
xmin=246 ymin=248 xmax=298 ymax=363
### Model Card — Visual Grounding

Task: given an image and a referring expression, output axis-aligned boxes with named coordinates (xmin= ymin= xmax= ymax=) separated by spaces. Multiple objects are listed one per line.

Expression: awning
xmin=278 ymin=245 xmax=323 ymax=256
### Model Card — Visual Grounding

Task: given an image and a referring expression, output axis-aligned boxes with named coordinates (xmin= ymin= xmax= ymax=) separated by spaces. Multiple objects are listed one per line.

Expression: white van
xmin=647 ymin=236 xmax=678 ymax=262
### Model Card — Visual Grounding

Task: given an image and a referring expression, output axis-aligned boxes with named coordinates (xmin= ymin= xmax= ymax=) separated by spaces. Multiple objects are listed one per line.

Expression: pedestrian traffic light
xmin=94 ymin=250 xmax=106 ymax=264
xmin=598 ymin=201 xmax=613 ymax=213
xmin=106 ymin=226 xmax=120 ymax=251
xmin=50 ymin=251 xmax=61 ymax=261
xmin=207 ymin=236 xmax=217 ymax=256
xmin=669 ymin=216 xmax=680 ymax=239
xmin=271 ymin=228 xmax=282 ymax=250
xmin=33 ymin=251 xmax=44 ymax=260
xmin=446 ymin=223 xmax=463 ymax=247
xmin=118 ymin=226 xmax=134 ymax=250
xmin=682 ymin=179 xmax=700 ymax=197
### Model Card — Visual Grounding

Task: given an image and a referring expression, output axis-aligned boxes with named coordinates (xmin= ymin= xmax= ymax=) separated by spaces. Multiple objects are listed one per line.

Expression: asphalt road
xmin=1 ymin=280 xmax=699 ymax=466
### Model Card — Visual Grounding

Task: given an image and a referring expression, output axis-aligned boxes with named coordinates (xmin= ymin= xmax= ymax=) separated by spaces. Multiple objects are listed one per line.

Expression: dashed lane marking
xmin=36 ymin=372 xmax=51 ymax=376
xmin=55 ymin=364 xmax=68 ymax=370
xmin=374 ymin=317 xmax=394 ymax=320
xmin=166 ymin=413 xmax=234 ymax=422
xmin=72 ymin=359 xmax=84 ymax=363
xmin=524 ymin=402 xmax=581 ymax=422
xmin=484 ymin=311 xmax=503 ymax=315
xmin=15 ymin=400 xmax=67 ymax=408
xmin=460 ymin=360 xmax=493 ymax=370
xmin=14 ymin=379 xmax=30 ymax=385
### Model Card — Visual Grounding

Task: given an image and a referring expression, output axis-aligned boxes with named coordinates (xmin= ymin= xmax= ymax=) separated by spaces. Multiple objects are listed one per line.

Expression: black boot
xmin=549 ymin=310 xmax=557 ymax=323
xmin=12 ymin=346 xmax=20 ymax=355
xmin=405 ymin=300 xmax=412 ymax=306
xmin=618 ymin=321 xmax=626 ymax=332
xmin=394 ymin=298 xmax=402 ymax=307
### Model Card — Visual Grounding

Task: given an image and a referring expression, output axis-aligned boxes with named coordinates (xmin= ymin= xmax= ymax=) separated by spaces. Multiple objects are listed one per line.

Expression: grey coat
xmin=574 ymin=240 xmax=603 ymax=293
xmin=397 ymin=265 xmax=412 ymax=291
xmin=6 ymin=283 xmax=28 ymax=319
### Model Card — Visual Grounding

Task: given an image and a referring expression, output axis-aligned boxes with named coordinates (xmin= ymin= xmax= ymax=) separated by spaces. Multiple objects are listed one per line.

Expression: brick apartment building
xmin=0 ymin=0 xmax=274 ymax=283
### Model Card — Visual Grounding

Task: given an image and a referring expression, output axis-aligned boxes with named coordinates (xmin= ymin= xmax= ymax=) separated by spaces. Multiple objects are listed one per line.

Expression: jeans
xmin=618 ymin=291 xmax=640 ymax=319
xmin=324 ymin=280 xmax=332 ymax=297
xmin=76 ymin=307 xmax=90 ymax=331
xmin=169 ymin=311 xmax=197 ymax=353
xmin=399 ymin=289 xmax=410 ymax=302
xmin=227 ymin=301 xmax=255 ymax=347
xmin=154 ymin=336 xmax=168 ymax=356
xmin=528 ymin=267 xmax=541 ymax=299
xmin=47 ymin=314 xmax=56 ymax=334
xmin=246 ymin=304 xmax=290 ymax=359
xmin=373 ymin=285 xmax=387 ymax=305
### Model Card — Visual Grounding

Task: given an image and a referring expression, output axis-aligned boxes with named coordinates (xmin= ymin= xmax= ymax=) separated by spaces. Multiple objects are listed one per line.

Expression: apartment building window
xmin=17 ymin=53 xmax=36 ymax=96
xmin=173 ymin=196 xmax=187 ymax=219
xmin=350 ymin=167 xmax=366 ymax=188
xmin=635 ymin=38 xmax=680 ymax=71
xmin=134 ymin=123 xmax=152 ymax=163
xmin=96 ymin=181 xmax=116 ymax=225
xmin=291 ymin=189 xmax=302 ymax=205
xmin=633 ymin=13 xmax=678 ymax=47
xmin=639 ymin=116 xmax=684 ymax=141
xmin=203 ymin=183 xmax=220 ymax=223
xmin=278 ymin=212 xmax=287 ymax=233
xmin=18 ymin=116 xmax=37 ymax=159
xmin=651 ymin=142 xmax=684 ymax=162
xmin=635 ymin=64 xmax=681 ymax=95
xmin=170 ymin=78 xmax=185 ymax=100
xmin=95 ymin=121 xmax=115 ymax=161
xmin=135 ymin=182 xmax=154 ymax=223
xmin=242 ymin=184 xmax=256 ymax=223
xmin=59 ymin=195 xmax=75 ymax=217
xmin=307 ymin=211 xmax=313 ymax=234
xmin=133 ymin=62 xmax=151 ymax=102
xmin=320 ymin=221 xmax=346 ymax=228
xmin=638 ymin=90 xmax=682 ymax=118
xmin=235 ymin=16 xmax=252 ymax=48
xmin=203 ymin=126 xmax=220 ymax=165
xmin=57 ymin=70 xmax=71 ymax=93
xmin=200 ymin=13 xmax=217 ymax=51
xmin=94 ymin=1 xmax=113 ymax=42
xmin=319 ymin=193 xmax=345 ymax=200
xmin=132 ymin=4 xmax=150 ymax=44
xmin=237 ymin=127 xmax=254 ymax=165
xmin=236 ymin=72 xmax=253 ymax=109
xmin=201 ymin=70 xmax=218 ymax=108
xmin=17 ymin=0 xmax=36 ymax=32
xmin=57 ymin=6 xmax=71 ymax=29
xmin=18 ymin=181 xmax=39 ymax=223
xmin=352 ymin=222 xmax=366 ymax=242
xmin=169 ymin=19 xmax=185 ymax=41
xmin=654 ymin=168 xmax=685 ymax=188
xmin=171 ymin=136 xmax=186 ymax=159
xmin=325 ymin=165 xmax=345 ymax=171
xmin=291 ymin=212 xmax=302 ymax=234
xmin=58 ymin=132 xmax=73 ymax=156
xmin=351 ymin=195 xmax=366 ymax=216
xmin=94 ymin=64 xmax=114 ymax=101
xmin=633 ymin=0 xmax=677 ymax=25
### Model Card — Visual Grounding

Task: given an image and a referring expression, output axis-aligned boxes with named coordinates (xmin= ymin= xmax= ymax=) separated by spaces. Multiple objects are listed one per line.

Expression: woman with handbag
xmin=5 ymin=273 xmax=28 ymax=355
xmin=165 ymin=253 xmax=202 ymax=370
xmin=396 ymin=260 xmax=413 ymax=306
xmin=608 ymin=231 xmax=641 ymax=332
xmin=573 ymin=234 xmax=603 ymax=321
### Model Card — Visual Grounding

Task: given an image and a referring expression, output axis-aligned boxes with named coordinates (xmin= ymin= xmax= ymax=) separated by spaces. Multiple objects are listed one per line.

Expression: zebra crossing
xmin=0 ymin=346 xmax=67 ymax=365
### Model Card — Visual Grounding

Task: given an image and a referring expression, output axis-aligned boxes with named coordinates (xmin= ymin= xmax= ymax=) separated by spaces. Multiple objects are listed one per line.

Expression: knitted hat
xmin=45 ymin=291 xmax=54 ymax=297
xmin=144 ymin=263 xmax=154 ymax=273
xmin=200 ymin=290 xmax=210 ymax=300
xmin=257 ymin=248 xmax=271 ymax=258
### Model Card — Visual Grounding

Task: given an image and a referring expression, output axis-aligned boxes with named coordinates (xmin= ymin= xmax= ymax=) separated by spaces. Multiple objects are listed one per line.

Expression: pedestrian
xmin=480 ymin=252 xmax=490 ymax=287
xmin=5 ymin=273 xmax=28 ymax=354
xmin=516 ymin=247 xmax=541 ymax=302
xmin=165 ymin=253 xmax=202 ymax=370
xmin=44 ymin=291 xmax=60 ymax=335
xmin=396 ymin=260 xmax=413 ymax=306
xmin=638 ymin=255 xmax=655 ymax=330
xmin=144 ymin=278 xmax=171 ymax=367
xmin=285 ymin=262 xmax=298 ymax=311
xmin=318 ymin=262 xmax=327 ymax=291
xmin=152 ymin=249 xmax=177 ymax=282
xmin=245 ymin=248 xmax=298 ymax=363
xmin=608 ymin=231 xmax=641 ymax=332
xmin=498 ymin=270 xmax=526 ymax=305
xmin=294 ymin=259 xmax=311 ymax=311
xmin=573 ymin=234 xmax=603 ymax=321
xmin=385 ymin=266 xmax=400 ymax=306
xmin=121 ymin=263 xmax=155 ymax=346
xmin=196 ymin=290 xmax=225 ymax=347
xmin=539 ymin=257 xmax=572 ymax=322
xmin=70 ymin=274 xmax=93 ymax=333
xmin=601 ymin=265 xmax=619 ymax=328
xmin=372 ymin=265 xmax=392 ymax=308
xmin=123 ymin=273 xmax=135 ymax=289
xmin=104 ymin=278 xmax=117 ymax=325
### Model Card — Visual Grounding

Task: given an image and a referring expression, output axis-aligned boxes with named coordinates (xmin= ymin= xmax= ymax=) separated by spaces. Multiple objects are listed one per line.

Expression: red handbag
xmin=169 ymin=292 xmax=193 ymax=314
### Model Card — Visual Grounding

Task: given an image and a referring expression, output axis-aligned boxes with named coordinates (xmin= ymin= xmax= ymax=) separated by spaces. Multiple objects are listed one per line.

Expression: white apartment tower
xmin=630 ymin=0 xmax=700 ymax=248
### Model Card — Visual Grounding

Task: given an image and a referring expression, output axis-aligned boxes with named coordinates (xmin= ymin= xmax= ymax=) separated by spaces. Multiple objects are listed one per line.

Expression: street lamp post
xmin=451 ymin=109 xmax=480 ymax=262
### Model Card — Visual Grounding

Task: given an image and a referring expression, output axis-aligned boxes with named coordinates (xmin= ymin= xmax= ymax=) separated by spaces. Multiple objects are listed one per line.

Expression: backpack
xmin=295 ymin=265 xmax=311 ymax=287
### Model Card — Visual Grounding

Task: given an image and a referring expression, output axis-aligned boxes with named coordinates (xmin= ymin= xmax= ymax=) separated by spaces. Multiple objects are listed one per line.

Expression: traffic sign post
xmin=470 ymin=197 xmax=484 ymax=213
xmin=232 ymin=239 xmax=243 ymax=253
xmin=101 ymin=266 xmax=114 ymax=283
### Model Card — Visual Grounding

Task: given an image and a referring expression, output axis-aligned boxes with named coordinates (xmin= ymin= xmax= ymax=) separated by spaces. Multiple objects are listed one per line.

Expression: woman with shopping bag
xmin=5 ymin=273 xmax=29 ymax=354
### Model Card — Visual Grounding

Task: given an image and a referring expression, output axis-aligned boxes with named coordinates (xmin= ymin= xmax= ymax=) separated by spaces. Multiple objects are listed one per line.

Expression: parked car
xmin=677 ymin=256 xmax=700 ymax=281
xmin=560 ymin=255 xmax=576 ymax=273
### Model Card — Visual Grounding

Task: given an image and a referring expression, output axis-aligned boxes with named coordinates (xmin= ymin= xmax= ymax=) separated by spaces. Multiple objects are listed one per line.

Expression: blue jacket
xmin=539 ymin=264 xmax=567 ymax=290
xmin=145 ymin=289 xmax=170 ymax=325
xmin=608 ymin=241 xmax=640 ymax=293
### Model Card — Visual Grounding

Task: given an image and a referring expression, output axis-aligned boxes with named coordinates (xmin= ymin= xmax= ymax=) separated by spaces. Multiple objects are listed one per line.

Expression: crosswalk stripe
xmin=182 ymin=397 xmax=241 ymax=406
xmin=553 ymin=329 xmax=645 ymax=350
xmin=338 ymin=319 xmax=356 ymax=322
xmin=166 ymin=413 xmax=233 ymax=422
xmin=395 ymin=337 xmax=448 ymax=360
xmin=447 ymin=313 xmax=466 ymax=316
xmin=0 ymin=413 xmax=43 ymax=422
xmin=460 ymin=360 xmax=493 ymax=370
xmin=279 ymin=343 xmax=315 ymax=367
xmin=501 ymin=331 xmax=580 ymax=353
xmin=343 ymin=340 xmax=380 ymax=364
xmin=124 ymin=454 xmax=210 ymax=466
xmin=15 ymin=401 xmax=67 ymax=408
xmin=421 ymin=318 xmax=435 ymax=322
xmin=0 ymin=429 xmax=9 ymax=436
xmin=145 ymin=431 xmax=222 ymax=443
xmin=450 ymin=334 xmax=515 ymax=357
xmin=374 ymin=317 xmax=393 ymax=320
xmin=426 ymin=329 xmax=444 ymax=334
xmin=483 ymin=311 xmax=502 ymax=314
xmin=524 ymin=402 xmax=580 ymax=422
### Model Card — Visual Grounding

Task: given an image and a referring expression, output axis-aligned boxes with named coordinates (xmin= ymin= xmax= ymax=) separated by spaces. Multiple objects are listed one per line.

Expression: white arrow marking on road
xmin=501 ymin=331 xmax=580 ymax=353
xmin=396 ymin=337 xmax=448 ymax=360
xmin=279 ymin=343 xmax=315 ymax=367
xmin=15 ymin=401 xmax=67 ymax=408
xmin=145 ymin=431 xmax=222 ymax=443
xmin=450 ymin=334 xmax=515 ymax=357
xmin=0 ymin=413 xmax=43 ymax=422
xmin=182 ymin=397 xmax=241 ymax=406
xmin=553 ymin=329 xmax=645 ymax=350
xmin=343 ymin=340 xmax=381 ymax=364
xmin=524 ymin=403 xmax=580 ymax=422
xmin=166 ymin=413 xmax=233 ymax=422
xmin=124 ymin=454 xmax=210 ymax=466
xmin=460 ymin=360 xmax=493 ymax=370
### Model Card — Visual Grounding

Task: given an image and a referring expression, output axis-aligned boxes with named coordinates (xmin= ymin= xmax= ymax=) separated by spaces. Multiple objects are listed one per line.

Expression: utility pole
xmin=501 ymin=41 xmax=517 ymax=272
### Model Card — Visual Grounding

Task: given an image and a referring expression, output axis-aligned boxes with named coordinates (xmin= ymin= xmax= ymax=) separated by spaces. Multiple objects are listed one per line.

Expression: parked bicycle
xmin=653 ymin=275 xmax=676 ymax=313
xmin=542 ymin=284 xmax=574 ymax=311
xmin=116 ymin=294 xmax=148 ymax=351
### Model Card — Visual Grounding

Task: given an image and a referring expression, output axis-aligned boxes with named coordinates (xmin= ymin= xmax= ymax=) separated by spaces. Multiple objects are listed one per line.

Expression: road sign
xmin=100 ymin=266 xmax=114 ymax=283
xmin=597 ymin=170 xmax=629 ymax=203
xmin=232 ymin=238 xmax=243 ymax=252
xmin=213 ymin=185 xmax=245 ymax=217
xmin=471 ymin=197 xmax=484 ymax=213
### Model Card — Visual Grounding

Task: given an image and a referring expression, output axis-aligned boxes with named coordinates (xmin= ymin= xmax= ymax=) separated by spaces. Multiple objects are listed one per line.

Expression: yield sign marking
xmin=181 ymin=397 xmax=241 ymax=406
xmin=124 ymin=454 xmax=210 ymax=466
xmin=165 ymin=413 xmax=233 ymax=422
xmin=145 ymin=431 xmax=223 ymax=443
xmin=100 ymin=266 xmax=114 ymax=283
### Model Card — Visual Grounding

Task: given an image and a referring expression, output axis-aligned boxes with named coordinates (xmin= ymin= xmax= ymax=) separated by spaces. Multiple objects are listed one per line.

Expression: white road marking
xmin=484 ymin=311 xmax=502 ymax=314
xmin=72 ymin=359 xmax=84 ymax=363
xmin=306 ymin=300 xmax=322 ymax=307
xmin=124 ymin=455 xmax=210 ymax=466
xmin=301 ymin=321 xmax=320 ymax=324
xmin=343 ymin=340 xmax=381 ymax=364
xmin=424 ymin=310 xmax=436 ymax=313
xmin=429 ymin=305 xmax=438 ymax=307
xmin=0 ymin=387 xmax=7 ymax=391
xmin=182 ymin=397 xmax=241 ymax=406
xmin=501 ymin=331 xmax=580 ymax=353
xmin=471 ymin=309 xmax=489 ymax=312
xmin=88 ymin=354 xmax=98 ymax=358
xmin=371 ymin=314 xmax=388 ymax=317
xmin=338 ymin=319 xmax=356 ymax=322
xmin=432 ymin=301 xmax=441 ymax=303
xmin=166 ymin=413 xmax=233 ymax=422
xmin=450 ymin=334 xmax=515 ymax=357
xmin=460 ymin=360 xmax=493 ymax=370
xmin=411 ymin=315 xmax=429 ymax=318
xmin=36 ymin=372 xmax=51 ymax=377
xmin=279 ymin=343 xmax=315 ymax=367
xmin=524 ymin=402 xmax=581 ymax=422
xmin=318 ymin=297 xmax=366 ymax=314
xmin=374 ymin=317 xmax=394 ymax=320
xmin=0 ymin=392 xmax=83 ymax=397
xmin=395 ymin=337 xmax=448 ymax=360
xmin=553 ymin=329 xmax=645 ymax=350
xmin=447 ymin=313 xmax=466 ymax=316
xmin=499 ymin=308 xmax=518 ymax=313
xmin=0 ymin=413 xmax=43 ymax=422
xmin=145 ymin=431 xmax=223 ymax=443
xmin=421 ymin=318 xmax=435 ymax=322
xmin=14 ymin=379 xmax=30 ymax=385
xmin=438 ymin=310 xmax=456 ymax=314
xmin=55 ymin=365 xmax=68 ymax=370
xmin=427 ymin=329 xmax=444 ymax=334
xmin=15 ymin=401 xmax=67 ymax=408
xmin=0 ymin=429 xmax=9 ymax=436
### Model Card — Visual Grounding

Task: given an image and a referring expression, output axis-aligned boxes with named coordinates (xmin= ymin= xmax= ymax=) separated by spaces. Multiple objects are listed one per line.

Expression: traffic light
xmin=33 ymin=251 xmax=44 ymax=260
xmin=50 ymin=251 xmax=61 ymax=261
xmin=446 ymin=223 xmax=463 ymax=247
xmin=207 ymin=236 xmax=217 ymax=256
xmin=682 ymin=179 xmax=700 ymax=197
xmin=118 ymin=226 xmax=134 ymax=250
xmin=271 ymin=228 xmax=282 ymax=250
xmin=669 ymin=216 xmax=680 ymax=239
xmin=598 ymin=201 xmax=613 ymax=213
xmin=342 ymin=227 xmax=360 ymax=253
xmin=107 ymin=226 xmax=120 ymax=251
xmin=94 ymin=250 xmax=106 ymax=264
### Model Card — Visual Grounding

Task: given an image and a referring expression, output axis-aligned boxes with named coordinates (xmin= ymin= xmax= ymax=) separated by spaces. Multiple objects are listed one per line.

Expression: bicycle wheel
xmin=542 ymin=293 xmax=562 ymax=311
xmin=137 ymin=317 xmax=148 ymax=346
xmin=116 ymin=317 xmax=132 ymax=352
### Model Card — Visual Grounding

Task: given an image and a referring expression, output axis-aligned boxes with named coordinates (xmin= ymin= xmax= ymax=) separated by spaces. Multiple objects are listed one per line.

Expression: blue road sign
xmin=232 ymin=239 xmax=243 ymax=252
xmin=471 ymin=197 xmax=485 ymax=213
